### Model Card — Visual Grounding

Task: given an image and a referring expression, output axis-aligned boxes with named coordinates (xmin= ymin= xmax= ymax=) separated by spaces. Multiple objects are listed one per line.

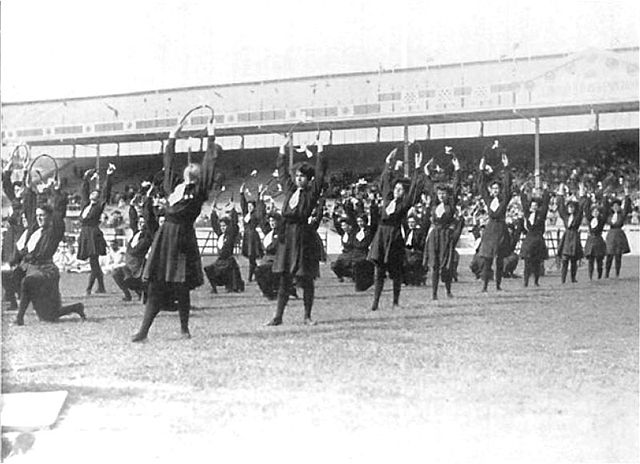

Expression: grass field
xmin=2 ymin=255 xmax=639 ymax=463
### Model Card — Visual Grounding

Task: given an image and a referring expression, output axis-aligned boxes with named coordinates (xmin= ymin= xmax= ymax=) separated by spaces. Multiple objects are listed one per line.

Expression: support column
xmin=288 ymin=132 xmax=294 ymax=174
xmin=403 ymin=124 xmax=409 ymax=177
xmin=534 ymin=117 xmax=540 ymax=189
xmin=96 ymin=144 xmax=100 ymax=172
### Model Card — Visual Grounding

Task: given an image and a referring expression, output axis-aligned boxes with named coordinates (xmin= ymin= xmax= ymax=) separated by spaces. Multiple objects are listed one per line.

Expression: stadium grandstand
xmin=2 ymin=46 xmax=639 ymax=255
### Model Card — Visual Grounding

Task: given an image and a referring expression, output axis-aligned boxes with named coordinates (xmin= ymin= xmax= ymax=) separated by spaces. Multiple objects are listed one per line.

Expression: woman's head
xmin=436 ymin=185 xmax=449 ymax=203
xmin=219 ymin=217 xmax=231 ymax=233
xmin=591 ymin=206 xmax=601 ymax=218
xmin=356 ymin=215 xmax=367 ymax=229
xmin=567 ymin=201 xmax=577 ymax=214
xmin=611 ymin=198 xmax=622 ymax=212
xmin=530 ymin=198 xmax=541 ymax=213
xmin=340 ymin=217 xmax=353 ymax=233
xmin=89 ymin=190 xmax=100 ymax=203
xmin=393 ymin=179 xmax=410 ymax=200
xmin=268 ymin=214 xmax=281 ymax=230
xmin=295 ymin=163 xmax=315 ymax=188
xmin=13 ymin=181 xmax=24 ymax=199
xmin=489 ymin=181 xmax=501 ymax=198
xmin=407 ymin=215 xmax=417 ymax=229
xmin=35 ymin=205 xmax=53 ymax=228
xmin=247 ymin=201 xmax=256 ymax=213
xmin=183 ymin=163 xmax=202 ymax=184
xmin=137 ymin=215 xmax=147 ymax=231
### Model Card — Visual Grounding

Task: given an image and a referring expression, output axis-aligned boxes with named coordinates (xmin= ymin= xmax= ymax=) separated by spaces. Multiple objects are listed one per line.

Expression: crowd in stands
xmin=4 ymin=138 xmax=639 ymax=261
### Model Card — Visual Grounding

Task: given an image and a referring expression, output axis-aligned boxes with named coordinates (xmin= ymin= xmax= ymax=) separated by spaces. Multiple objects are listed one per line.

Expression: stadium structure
xmin=2 ymin=46 xmax=638 ymax=254
xmin=2 ymin=46 xmax=637 ymax=161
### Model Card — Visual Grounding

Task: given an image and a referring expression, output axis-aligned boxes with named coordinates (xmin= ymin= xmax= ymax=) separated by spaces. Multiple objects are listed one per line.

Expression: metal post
xmin=403 ymin=124 xmax=409 ymax=176
xmin=534 ymin=117 xmax=540 ymax=189
xmin=288 ymin=131 xmax=294 ymax=174
xmin=96 ymin=144 xmax=100 ymax=173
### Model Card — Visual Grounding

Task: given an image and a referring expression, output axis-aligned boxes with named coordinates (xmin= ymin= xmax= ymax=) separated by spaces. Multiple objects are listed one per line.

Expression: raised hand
xmin=452 ymin=154 xmax=460 ymax=171
xmin=278 ymin=135 xmax=289 ymax=154
xmin=107 ymin=163 xmax=116 ymax=175
xmin=385 ymin=148 xmax=398 ymax=165
xmin=206 ymin=119 xmax=215 ymax=137
xmin=169 ymin=123 xmax=181 ymax=139
xmin=414 ymin=151 xmax=423 ymax=169
xmin=501 ymin=153 xmax=509 ymax=167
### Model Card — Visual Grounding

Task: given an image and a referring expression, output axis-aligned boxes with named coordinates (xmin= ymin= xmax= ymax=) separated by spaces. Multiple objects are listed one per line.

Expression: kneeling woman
xmin=132 ymin=121 xmax=218 ymax=342
xmin=14 ymin=191 xmax=85 ymax=325
xmin=204 ymin=207 xmax=244 ymax=293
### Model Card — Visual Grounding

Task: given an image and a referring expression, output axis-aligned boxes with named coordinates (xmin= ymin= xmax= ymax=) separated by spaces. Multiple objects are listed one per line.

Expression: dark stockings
xmin=371 ymin=265 xmax=401 ymax=310
xmin=561 ymin=258 xmax=578 ymax=283
xmin=523 ymin=259 xmax=541 ymax=287
xmin=588 ymin=257 xmax=604 ymax=280
xmin=248 ymin=257 xmax=257 ymax=282
xmin=482 ymin=256 xmax=504 ymax=291
xmin=87 ymin=256 xmax=105 ymax=293
xmin=605 ymin=254 xmax=622 ymax=278
xmin=132 ymin=282 xmax=190 ymax=341
xmin=270 ymin=273 xmax=315 ymax=324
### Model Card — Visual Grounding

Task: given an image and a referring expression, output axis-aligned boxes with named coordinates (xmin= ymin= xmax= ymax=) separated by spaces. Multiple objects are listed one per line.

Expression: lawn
xmin=2 ymin=255 xmax=639 ymax=463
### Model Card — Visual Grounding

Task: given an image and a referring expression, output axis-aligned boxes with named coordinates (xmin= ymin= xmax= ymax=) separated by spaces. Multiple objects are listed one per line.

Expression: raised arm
xmin=379 ymin=148 xmax=399 ymax=200
xmin=311 ymin=141 xmax=328 ymax=199
xmin=240 ymin=186 xmax=248 ymax=215
xmin=200 ymin=125 xmax=218 ymax=194
xmin=556 ymin=193 xmax=567 ymax=221
xmin=80 ymin=169 xmax=94 ymax=207
xmin=3 ymin=167 xmax=15 ymax=201
xmin=277 ymin=138 xmax=295 ymax=192
xmin=520 ymin=190 xmax=531 ymax=215
xmin=163 ymin=135 xmax=178 ymax=195
xmin=210 ymin=208 xmax=221 ymax=236
xmin=101 ymin=164 xmax=116 ymax=204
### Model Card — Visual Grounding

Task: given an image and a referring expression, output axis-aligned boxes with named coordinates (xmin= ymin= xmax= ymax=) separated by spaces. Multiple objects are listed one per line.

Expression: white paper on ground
xmin=1 ymin=391 xmax=68 ymax=430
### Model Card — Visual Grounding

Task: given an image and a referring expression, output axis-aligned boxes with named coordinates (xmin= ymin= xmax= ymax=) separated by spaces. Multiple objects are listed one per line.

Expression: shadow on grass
xmin=211 ymin=309 xmax=490 ymax=340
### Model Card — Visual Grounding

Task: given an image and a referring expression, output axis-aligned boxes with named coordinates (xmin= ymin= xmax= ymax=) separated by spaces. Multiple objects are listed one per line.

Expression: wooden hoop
xmin=27 ymin=153 xmax=59 ymax=186
xmin=178 ymin=104 xmax=215 ymax=130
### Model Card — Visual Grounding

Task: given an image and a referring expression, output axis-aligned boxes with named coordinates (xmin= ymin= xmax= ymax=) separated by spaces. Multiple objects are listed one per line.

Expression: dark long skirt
xmin=204 ymin=257 xmax=244 ymax=292
xmin=559 ymin=229 xmax=583 ymax=259
xmin=367 ymin=224 xmax=405 ymax=280
xmin=520 ymin=232 xmax=548 ymax=261
xmin=19 ymin=263 xmax=63 ymax=321
xmin=605 ymin=228 xmax=630 ymax=255
xmin=143 ymin=221 xmax=203 ymax=290
xmin=478 ymin=221 xmax=511 ymax=259
xmin=273 ymin=223 xmax=321 ymax=279
xmin=584 ymin=234 xmax=607 ymax=258
xmin=77 ymin=225 xmax=107 ymax=260
xmin=404 ymin=249 xmax=426 ymax=286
